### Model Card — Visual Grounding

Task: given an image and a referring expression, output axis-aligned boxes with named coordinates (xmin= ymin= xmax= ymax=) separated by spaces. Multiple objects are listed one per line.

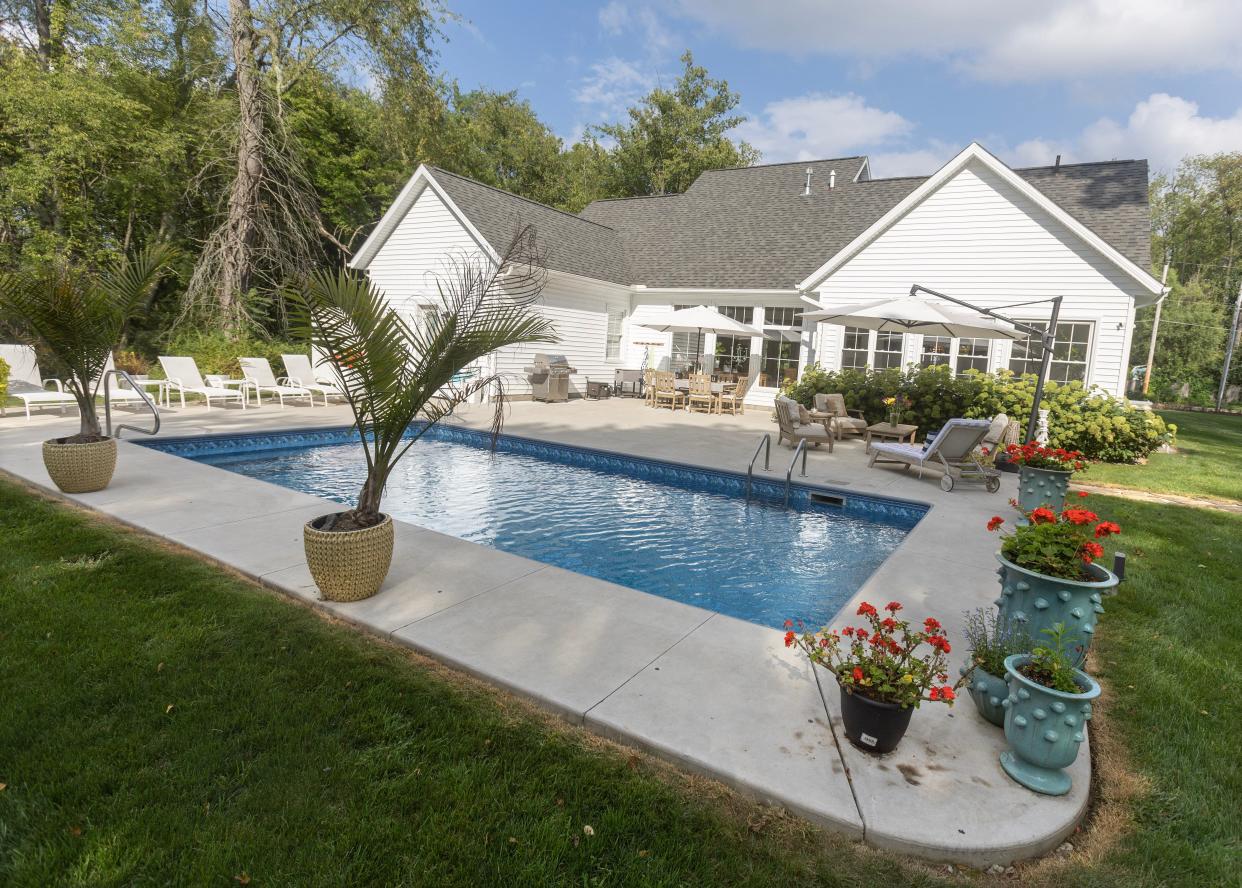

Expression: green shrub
xmin=784 ymin=364 xmax=1173 ymax=463
xmin=157 ymin=330 xmax=307 ymax=378
xmin=0 ymin=355 xmax=9 ymax=404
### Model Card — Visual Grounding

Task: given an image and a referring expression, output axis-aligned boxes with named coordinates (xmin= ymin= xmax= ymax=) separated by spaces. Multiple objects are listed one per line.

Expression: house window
xmin=1009 ymin=321 xmax=1092 ymax=382
xmin=956 ymin=337 xmax=990 ymax=373
xmin=841 ymin=326 xmax=869 ymax=369
xmin=717 ymin=305 xmax=753 ymax=323
xmin=605 ymin=308 xmax=624 ymax=361
xmin=760 ymin=336 xmax=799 ymax=388
xmin=874 ymin=332 xmax=905 ymax=369
xmin=921 ymin=335 xmax=952 ymax=367
xmin=670 ymin=331 xmax=703 ymax=374
xmin=713 ymin=334 xmax=751 ymax=375
xmin=763 ymin=306 xmax=803 ymax=327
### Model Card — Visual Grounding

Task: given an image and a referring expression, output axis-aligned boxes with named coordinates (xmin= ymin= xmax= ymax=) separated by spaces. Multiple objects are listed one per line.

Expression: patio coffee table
xmin=865 ymin=421 xmax=918 ymax=453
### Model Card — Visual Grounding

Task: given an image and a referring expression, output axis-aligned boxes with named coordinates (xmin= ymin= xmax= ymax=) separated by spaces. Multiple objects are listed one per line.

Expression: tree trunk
xmin=32 ymin=0 xmax=53 ymax=67
xmin=354 ymin=471 xmax=386 ymax=526
xmin=220 ymin=0 xmax=265 ymax=331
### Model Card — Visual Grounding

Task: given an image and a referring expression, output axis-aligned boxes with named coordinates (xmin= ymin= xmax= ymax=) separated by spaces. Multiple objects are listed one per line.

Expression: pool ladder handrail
xmin=783 ymin=439 xmax=809 ymax=508
xmin=103 ymin=369 xmax=161 ymax=439
xmin=744 ymin=433 xmax=771 ymax=500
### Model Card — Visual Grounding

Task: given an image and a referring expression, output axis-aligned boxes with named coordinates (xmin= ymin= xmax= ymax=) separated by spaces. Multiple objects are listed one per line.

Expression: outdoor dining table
xmin=671 ymin=380 xmax=730 ymax=392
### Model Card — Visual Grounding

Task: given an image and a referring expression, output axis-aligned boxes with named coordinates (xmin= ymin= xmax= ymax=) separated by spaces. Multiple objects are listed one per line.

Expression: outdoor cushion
xmin=986 ymin=413 xmax=1011 ymax=445
xmin=797 ymin=404 xmax=812 ymax=424
xmin=778 ymin=396 xmax=801 ymax=426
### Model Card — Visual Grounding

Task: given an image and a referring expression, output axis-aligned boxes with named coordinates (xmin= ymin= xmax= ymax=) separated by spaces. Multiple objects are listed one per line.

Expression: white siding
xmin=364 ymin=184 xmax=487 ymax=314
xmin=813 ymin=158 xmax=1147 ymax=396
xmin=491 ymin=272 xmax=634 ymax=398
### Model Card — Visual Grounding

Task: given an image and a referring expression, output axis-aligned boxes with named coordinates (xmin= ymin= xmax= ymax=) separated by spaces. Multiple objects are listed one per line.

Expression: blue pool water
xmin=147 ymin=428 xmax=924 ymax=630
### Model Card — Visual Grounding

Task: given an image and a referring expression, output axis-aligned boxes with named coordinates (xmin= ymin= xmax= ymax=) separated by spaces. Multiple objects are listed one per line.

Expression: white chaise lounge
xmin=239 ymin=357 xmax=315 ymax=408
xmin=868 ymin=417 xmax=999 ymax=492
xmin=1 ymin=344 xmax=78 ymax=419
xmin=158 ymin=356 xmax=246 ymax=409
xmin=281 ymin=353 xmax=345 ymax=404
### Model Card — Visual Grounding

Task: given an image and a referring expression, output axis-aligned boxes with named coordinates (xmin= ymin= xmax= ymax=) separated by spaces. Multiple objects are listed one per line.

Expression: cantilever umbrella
xmin=800 ymin=296 xmax=1022 ymax=340
xmin=635 ymin=305 xmax=762 ymax=372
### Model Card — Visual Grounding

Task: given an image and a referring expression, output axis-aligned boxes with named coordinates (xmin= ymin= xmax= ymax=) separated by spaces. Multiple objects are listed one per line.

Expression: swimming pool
xmin=143 ymin=427 xmax=926 ymax=630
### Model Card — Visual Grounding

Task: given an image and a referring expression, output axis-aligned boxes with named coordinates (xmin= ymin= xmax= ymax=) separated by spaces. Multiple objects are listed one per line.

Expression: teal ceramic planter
xmin=994 ymin=553 xmax=1116 ymax=666
xmin=1000 ymin=654 xmax=1100 ymax=796
xmin=1016 ymin=465 xmax=1072 ymax=515
xmin=961 ymin=662 xmax=1008 ymax=727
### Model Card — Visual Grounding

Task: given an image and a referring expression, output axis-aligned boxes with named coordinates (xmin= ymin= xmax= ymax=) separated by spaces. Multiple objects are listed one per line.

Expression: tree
xmin=186 ymin=0 xmax=444 ymax=334
xmin=590 ymin=50 xmax=759 ymax=197
xmin=1151 ymin=153 xmax=1242 ymax=302
xmin=1132 ymin=275 xmax=1228 ymax=402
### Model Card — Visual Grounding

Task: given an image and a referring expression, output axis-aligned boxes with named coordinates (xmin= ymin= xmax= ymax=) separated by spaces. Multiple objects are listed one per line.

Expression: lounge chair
xmin=814 ymin=393 xmax=867 ymax=440
xmin=774 ymin=397 xmax=833 ymax=452
xmin=718 ymin=375 xmax=748 ymax=415
xmin=158 ymin=356 xmax=246 ymax=410
xmin=240 ymin=357 xmax=315 ymax=408
xmin=282 ymin=353 xmax=345 ymax=404
xmin=652 ymin=372 xmax=684 ymax=410
xmin=686 ymin=373 xmax=716 ymax=414
xmin=98 ymin=355 xmax=156 ymax=411
xmin=868 ymin=418 xmax=999 ymax=492
xmin=1 ymin=344 xmax=78 ymax=419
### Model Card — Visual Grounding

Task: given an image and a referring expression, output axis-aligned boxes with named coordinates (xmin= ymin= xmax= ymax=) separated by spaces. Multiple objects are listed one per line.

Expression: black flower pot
xmin=838 ymin=684 xmax=914 ymax=755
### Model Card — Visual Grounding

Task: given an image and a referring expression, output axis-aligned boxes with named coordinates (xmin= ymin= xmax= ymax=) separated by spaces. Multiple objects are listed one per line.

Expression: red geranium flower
xmin=884 ymin=601 xmax=903 ymax=613
xmin=784 ymin=631 xmax=795 ymax=647
xmin=939 ymin=686 xmax=956 ymax=701
xmin=842 ymin=626 xmax=855 ymax=637
xmin=1095 ymin=521 xmax=1121 ymax=538
xmin=923 ymin=617 xmax=941 ymax=632
xmin=1077 ymin=491 xmax=1089 ymax=498
xmin=987 ymin=515 xmax=1004 ymax=532
xmin=857 ymin=602 xmax=878 ymax=617
xmin=928 ymin=687 xmax=941 ymax=701
xmin=784 ymin=619 xmax=793 ymax=629
xmin=881 ymin=617 xmax=898 ymax=630
xmin=852 ymin=667 xmax=864 ymax=683
xmin=1062 ymin=508 xmax=1098 ymax=526
xmin=1030 ymin=507 xmax=1057 ymax=525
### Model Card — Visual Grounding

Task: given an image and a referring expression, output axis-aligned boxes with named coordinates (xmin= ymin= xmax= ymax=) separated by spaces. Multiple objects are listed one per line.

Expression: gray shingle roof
xmin=429 ymin=167 xmax=630 ymax=285
xmin=426 ymin=155 xmax=1151 ymax=290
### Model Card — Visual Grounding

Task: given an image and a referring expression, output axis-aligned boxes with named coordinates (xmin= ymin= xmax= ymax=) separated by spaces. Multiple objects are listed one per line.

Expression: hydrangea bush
xmin=784 ymin=364 xmax=1173 ymax=462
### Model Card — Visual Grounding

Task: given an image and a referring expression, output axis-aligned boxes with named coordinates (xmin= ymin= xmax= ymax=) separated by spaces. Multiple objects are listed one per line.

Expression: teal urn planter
xmin=1016 ymin=465 xmax=1072 ymax=515
xmin=961 ymin=662 xmax=1008 ymax=727
xmin=1000 ymin=654 xmax=1100 ymax=796
xmin=995 ymin=553 xmax=1116 ymax=667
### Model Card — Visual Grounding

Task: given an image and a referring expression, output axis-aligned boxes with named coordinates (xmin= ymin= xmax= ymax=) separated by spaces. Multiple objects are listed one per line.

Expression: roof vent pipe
xmin=1054 ymin=154 xmax=1062 ymax=172
xmin=803 ymin=167 xmax=813 ymax=196
xmin=829 ymin=169 xmax=836 ymax=189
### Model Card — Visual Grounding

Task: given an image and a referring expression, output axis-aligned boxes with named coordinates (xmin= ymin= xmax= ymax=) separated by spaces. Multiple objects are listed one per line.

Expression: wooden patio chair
xmin=814 ymin=393 xmax=867 ymax=440
xmin=652 ymin=372 xmax=685 ymax=411
xmin=686 ymin=373 xmax=716 ymax=414
xmin=775 ymin=397 xmax=833 ymax=452
xmin=718 ymin=374 xmax=748 ymax=415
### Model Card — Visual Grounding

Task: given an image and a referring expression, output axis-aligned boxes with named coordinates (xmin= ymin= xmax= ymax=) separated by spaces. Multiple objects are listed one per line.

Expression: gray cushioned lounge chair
xmin=868 ymin=417 xmax=1000 ymax=492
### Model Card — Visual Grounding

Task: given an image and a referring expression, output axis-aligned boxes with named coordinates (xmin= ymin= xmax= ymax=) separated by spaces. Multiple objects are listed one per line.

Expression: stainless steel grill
xmin=524 ymin=353 xmax=576 ymax=402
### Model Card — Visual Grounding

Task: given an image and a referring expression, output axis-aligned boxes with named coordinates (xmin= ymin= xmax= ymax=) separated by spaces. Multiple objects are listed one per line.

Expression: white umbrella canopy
xmin=635 ymin=305 xmax=763 ymax=372
xmin=801 ymin=297 xmax=1022 ymax=340
xmin=635 ymin=305 xmax=762 ymax=337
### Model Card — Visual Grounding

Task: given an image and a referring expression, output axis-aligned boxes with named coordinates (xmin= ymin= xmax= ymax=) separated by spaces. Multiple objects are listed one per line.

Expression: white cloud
xmin=598 ymin=1 xmax=629 ymax=34
xmin=672 ymin=0 xmax=1242 ymax=81
xmin=1078 ymin=93 xmax=1242 ymax=171
xmin=574 ymin=57 xmax=656 ymax=117
xmin=734 ymin=93 xmax=914 ymax=162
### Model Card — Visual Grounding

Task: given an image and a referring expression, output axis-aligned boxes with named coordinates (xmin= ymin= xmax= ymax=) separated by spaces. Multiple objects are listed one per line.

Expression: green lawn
xmin=0 ymin=480 xmax=1238 ymax=886
xmin=1087 ymin=410 xmax=1242 ymax=502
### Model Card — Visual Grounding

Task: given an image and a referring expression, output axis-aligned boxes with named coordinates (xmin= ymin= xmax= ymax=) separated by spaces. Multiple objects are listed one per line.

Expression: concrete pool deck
xmin=0 ymin=398 xmax=1090 ymax=865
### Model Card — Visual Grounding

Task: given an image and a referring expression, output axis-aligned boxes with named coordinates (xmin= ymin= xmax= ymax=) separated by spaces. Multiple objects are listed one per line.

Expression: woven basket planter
xmin=304 ymin=513 xmax=394 ymax=602
xmin=42 ymin=437 xmax=117 ymax=494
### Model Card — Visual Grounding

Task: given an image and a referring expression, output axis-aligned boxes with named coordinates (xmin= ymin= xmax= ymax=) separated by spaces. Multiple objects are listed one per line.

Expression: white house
xmin=351 ymin=143 xmax=1163 ymax=405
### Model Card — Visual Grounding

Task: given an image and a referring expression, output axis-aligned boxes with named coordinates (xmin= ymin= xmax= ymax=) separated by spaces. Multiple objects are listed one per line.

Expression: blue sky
xmin=435 ymin=0 xmax=1242 ymax=178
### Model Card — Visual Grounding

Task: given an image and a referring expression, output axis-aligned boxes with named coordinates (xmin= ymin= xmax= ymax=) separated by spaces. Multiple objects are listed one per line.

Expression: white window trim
xmin=917 ymin=334 xmax=993 ymax=375
xmin=839 ymin=328 xmax=907 ymax=370
xmin=604 ymin=307 xmax=625 ymax=363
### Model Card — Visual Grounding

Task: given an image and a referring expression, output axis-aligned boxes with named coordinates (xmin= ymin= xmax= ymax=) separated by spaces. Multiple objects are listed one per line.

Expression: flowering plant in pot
xmin=286 ymin=226 xmax=555 ymax=602
xmin=881 ymin=394 xmax=911 ymax=426
xmin=0 ymin=245 xmax=176 ymax=493
xmin=961 ymin=608 xmax=1031 ymax=727
xmin=1005 ymin=442 xmax=1086 ymax=515
xmin=1000 ymin=624 xmax=1100 ymax=796
xmin=786 ymin=601 xmax=961 ymax=755
xmin=988 ymin=497 xmax=1120 ymax=666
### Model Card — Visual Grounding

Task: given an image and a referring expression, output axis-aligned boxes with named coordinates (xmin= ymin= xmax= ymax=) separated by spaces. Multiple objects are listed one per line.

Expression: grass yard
xmin=0 ymin=479 xmax=1238 ymax=886
xmin=1086 ymin=410 xmax=1242 ymax=502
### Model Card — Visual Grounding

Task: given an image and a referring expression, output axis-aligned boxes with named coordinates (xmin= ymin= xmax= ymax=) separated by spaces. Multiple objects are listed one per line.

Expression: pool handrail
xmin=745 ymin=433 xmax=771 ymax=501
xmin=783 ymin=438 xmax=808 ymax=508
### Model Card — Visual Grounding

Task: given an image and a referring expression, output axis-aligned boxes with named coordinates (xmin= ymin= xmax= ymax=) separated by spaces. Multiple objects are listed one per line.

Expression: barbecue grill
xmin=524 ymin=353 xmax=576 ymax=402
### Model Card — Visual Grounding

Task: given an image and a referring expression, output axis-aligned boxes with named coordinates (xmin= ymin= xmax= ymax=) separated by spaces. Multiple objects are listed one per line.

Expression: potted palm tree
xmin=0 ymin=246 xmax=176 ymax=493
xmin=286 ymin=226 xmax=556 ymax=602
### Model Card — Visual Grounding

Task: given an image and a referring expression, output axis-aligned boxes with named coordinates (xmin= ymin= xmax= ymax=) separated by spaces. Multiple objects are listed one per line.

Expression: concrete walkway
xmin=0 ymin=398 xmax=1090 ymax=865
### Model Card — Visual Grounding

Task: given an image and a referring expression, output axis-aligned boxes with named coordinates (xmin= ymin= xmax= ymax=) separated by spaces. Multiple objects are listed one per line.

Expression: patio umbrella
xmin=635 ymin=305 xmax=762 ymax=372
xmin=800 ymin=296 xmax=1022 ymax=339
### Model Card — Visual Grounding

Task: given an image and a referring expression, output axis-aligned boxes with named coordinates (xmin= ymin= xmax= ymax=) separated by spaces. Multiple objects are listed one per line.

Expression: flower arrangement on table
xmin=1003 ymin=442 xmax=1087 ymax=474
xmin=987 ymin=496 xmax=1121 ymax=580
xmin=785 ymin=601 xmax=959 ymax=708
xmin=881 ymin=394 xmax=912 ymax=427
